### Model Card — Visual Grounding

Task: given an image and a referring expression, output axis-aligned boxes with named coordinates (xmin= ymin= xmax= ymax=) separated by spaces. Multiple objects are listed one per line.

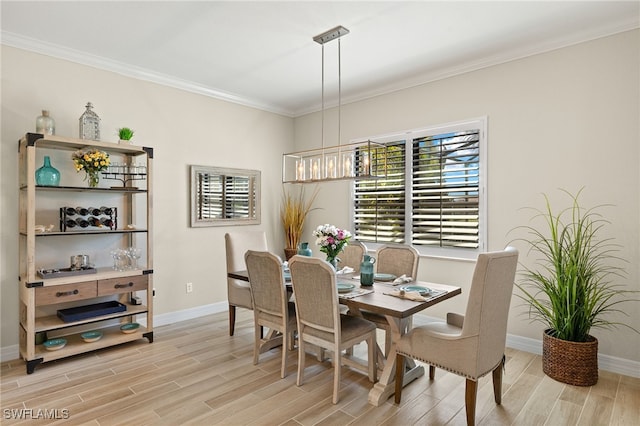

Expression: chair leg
xmin=281 ymin=329 xmax=288 ymax=379
xmin=229 ymin=305 xmax=236 ymax=336
xmin=367 ymin=334 xmax=377 ymax=383
xmin=394 ymin=353 xmax=405 ymax=404
xmin=465 ymin=379 xmax=478 ymax=426
xmin=253 ymin=322 xmax=260 ymax=365
xmin=429 ymin=365 xmax=436 ymax=379
xmin=296 ymin=337 xmax=306 ymax=387
xmin=492 ymin=355 xmax=505 ymax=404
xmin=332 ymin=348 xmax=341 ymax=404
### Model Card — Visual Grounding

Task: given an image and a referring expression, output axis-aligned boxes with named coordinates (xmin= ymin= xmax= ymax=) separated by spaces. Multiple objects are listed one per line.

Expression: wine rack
xmin=59 ymin=206 xmax=117 ymax=232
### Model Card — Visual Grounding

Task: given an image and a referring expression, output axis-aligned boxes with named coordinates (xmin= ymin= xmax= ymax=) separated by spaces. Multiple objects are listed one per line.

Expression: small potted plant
xmin=512 ymin=188 xmax=638 ymax=386
xmin=118 ymin=127 xmax=135 ymax=144
xmin=280 ymin=186 xmax=319 ymax=260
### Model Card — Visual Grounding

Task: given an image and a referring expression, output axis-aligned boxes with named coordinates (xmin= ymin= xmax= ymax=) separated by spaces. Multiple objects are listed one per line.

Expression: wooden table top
xmin=228 ymin=270 xmax=461 ymax=319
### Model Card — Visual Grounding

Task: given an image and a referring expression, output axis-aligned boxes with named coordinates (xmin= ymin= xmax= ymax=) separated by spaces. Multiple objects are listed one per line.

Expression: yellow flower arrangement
xmin=71 ymin=148 xmax=110 ymax=187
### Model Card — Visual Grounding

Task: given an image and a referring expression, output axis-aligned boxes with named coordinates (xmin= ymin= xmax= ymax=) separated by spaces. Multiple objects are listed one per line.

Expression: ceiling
xmin=2 ymin=1 xmax=638 ymax=117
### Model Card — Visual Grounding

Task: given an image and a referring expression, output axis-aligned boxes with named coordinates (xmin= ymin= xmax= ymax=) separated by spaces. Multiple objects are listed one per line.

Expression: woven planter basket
xmin=542 ymin=329 xmax=598 ymax=386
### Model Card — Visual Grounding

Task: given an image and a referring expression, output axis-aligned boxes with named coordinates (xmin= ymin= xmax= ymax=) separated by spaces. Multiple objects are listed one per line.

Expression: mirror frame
xmin=190 ymin=165 xmax=261 ymax=227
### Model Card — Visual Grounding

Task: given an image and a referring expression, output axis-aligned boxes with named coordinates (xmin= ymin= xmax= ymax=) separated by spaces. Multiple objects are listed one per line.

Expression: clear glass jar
xmin=35 ymin=110 xmax=55 ymax=135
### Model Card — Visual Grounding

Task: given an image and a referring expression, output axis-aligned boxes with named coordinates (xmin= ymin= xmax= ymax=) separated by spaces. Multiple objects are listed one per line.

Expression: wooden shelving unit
xmin=18 ymin=133 xmax=154 ymax=374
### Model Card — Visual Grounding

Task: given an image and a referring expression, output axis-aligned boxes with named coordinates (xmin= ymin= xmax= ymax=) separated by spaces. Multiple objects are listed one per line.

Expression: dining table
xmin=227 ymin=269 xmax=461 ymax=406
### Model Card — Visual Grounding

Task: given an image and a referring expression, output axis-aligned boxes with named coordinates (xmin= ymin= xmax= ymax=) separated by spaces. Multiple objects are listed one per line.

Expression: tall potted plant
xmin=513 ymin=189 xmax=637 ymax=386
xmin=280 ymin=186 xmax=319 ymax=260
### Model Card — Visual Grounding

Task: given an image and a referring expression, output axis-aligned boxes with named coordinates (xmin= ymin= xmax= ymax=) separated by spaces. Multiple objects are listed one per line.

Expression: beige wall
xmin=295 ymin=29 xmax=640 ymax=362
xmin=1 ymin=46 xmax=293 ymax=350
xmin=1 ymin=29 xmax=638 ymax=365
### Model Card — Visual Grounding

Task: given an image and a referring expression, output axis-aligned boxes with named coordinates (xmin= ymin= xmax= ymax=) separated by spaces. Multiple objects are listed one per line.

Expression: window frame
xmin=350 ymin=117 xmax=487 ymax=260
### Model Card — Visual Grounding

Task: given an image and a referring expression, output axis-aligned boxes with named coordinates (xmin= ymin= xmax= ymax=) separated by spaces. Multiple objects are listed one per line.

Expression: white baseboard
xmin=2 ymin=305 xmax=638 ymax=379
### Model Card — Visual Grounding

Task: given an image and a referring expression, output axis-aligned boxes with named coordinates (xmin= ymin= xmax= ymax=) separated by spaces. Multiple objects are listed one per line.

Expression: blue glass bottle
xmin=35 ymin=156 xmax=60 ymax=186
xmin=360 ymin=254 xmax=376 ymax=286
xmin=297 ymin=242 xmax=312 ymax=257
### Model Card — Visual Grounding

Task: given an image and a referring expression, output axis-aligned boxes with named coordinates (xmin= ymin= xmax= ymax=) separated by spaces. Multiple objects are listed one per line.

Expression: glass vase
xmin=35 ymin=156 xmax=60 ymax=186
xmin=87 ymin=170 xmax=100 ymax=188
xmin=326 ymin=256 xmax=338 ymax=270
xmin=35 ymin=110 xmax=55 ymax=135
xmin=297 ymin=242 xmax=312 ymax=257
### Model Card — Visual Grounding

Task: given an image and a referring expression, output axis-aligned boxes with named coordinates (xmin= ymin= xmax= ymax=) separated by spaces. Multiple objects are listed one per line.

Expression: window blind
xmin=354 ymin=141 xmax=406 ymax=243
xmin=412 ymin=130 xmax=480 ymax=248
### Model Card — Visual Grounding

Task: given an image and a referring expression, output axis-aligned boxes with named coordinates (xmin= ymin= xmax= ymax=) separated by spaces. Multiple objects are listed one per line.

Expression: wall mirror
xmin=190 ymin=165 xmax=261 ymax=227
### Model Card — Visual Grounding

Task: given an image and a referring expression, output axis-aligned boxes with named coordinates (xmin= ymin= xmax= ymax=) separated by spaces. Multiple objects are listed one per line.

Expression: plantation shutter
xmin=354 ymin=141 xmax=406 ymax=243
xmin=197 ymin=173 xmax=253 ymax=219
xmin=411 ymin=130 xmax=480 ymax=248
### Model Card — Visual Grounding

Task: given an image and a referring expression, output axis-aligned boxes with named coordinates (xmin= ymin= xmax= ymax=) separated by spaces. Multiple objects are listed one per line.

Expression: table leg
xmin=367 ymin=315 xmax=424 ymax=406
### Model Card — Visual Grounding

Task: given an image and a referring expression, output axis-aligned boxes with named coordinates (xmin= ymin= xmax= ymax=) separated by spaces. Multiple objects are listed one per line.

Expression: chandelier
xmin=282 ymin=26 xmax=387 ymax=183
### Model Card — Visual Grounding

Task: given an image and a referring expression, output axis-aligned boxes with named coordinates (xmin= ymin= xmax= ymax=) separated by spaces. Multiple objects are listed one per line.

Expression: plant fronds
xmin=511 ymin=188 xmax=638 ymax=342
xmin=281 ymin=185 xmax=320 ymax=250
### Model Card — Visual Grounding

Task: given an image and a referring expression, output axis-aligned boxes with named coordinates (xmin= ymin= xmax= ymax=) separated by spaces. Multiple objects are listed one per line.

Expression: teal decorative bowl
xmin=43 ymin=338 xmax=67 ymax=351
xmin=120 ymin=323 xmax=140 ymax=334
xmin=81 ymin=330 xmax=103 ymax=342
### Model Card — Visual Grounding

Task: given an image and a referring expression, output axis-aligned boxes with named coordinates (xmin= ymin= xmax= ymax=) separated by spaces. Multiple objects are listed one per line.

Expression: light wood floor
xmin=2 ymin=310 xmax=639 ymax=425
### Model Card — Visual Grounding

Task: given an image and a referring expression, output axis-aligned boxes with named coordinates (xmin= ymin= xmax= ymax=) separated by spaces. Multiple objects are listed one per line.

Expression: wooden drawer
xmin=98 ymin=275 xmax=148 ymax=296
xmin=35 ymin=281 xmax=97 ymax=306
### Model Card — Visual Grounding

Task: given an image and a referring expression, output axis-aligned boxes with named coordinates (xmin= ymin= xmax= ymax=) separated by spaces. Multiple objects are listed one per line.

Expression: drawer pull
xmin=56 ymin=289 xmax=79 ymax=297
xmin=114 ymin=282 xmax=134 ymax=289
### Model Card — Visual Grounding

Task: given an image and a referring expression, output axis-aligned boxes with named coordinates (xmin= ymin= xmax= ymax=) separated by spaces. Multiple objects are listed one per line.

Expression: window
xmin=190 ymin=165 xmax=261 ymax=227
xmin=352 ymin=118 xmax=486 ymax=258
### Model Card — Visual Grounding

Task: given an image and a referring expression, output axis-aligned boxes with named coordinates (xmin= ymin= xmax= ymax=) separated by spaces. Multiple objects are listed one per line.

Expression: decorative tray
xmin=38 ymin=267 xmax=97 ymax=279
xmin=57 ymin=301 xmax=126 ymax=323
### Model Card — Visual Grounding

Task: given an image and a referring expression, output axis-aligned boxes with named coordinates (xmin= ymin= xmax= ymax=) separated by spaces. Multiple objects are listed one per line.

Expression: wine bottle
xmin=75 ymin=206 xmax=89 ymax=216
xmin=75 ymin=218 xmax=90 ymax=228
xmin=88 ymin=207 xmax=101 ymax=216
xmin=64 ymin=207 xmax=77 ymax=216
xmin=88 ymin=216 xmax=103 ymax=227
xmin=64 ymin=219 xmax=77 ymax=229
xmin=100 ymin=218 xmax=115 ymax=229
xmin=100 ymin=206 xmax=113 ymax=215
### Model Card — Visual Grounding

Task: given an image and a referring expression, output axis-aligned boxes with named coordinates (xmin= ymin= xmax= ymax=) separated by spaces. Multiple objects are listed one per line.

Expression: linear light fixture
xmin=282 ymin=26 xmax=387 ymax=184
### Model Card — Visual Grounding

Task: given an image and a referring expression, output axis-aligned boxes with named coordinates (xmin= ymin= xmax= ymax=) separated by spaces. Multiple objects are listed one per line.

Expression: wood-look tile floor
xmin=2 ymin=310 xmax=639 ymax=425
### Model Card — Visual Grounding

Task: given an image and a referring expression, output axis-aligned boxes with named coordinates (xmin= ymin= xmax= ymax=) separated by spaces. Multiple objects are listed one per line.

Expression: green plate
xmin=81 ymin=330 xmax=103 ymax=342
xmin=43 ymin=338 xmax=67 ymax=351
xmin=337 ymin=282 xmax=355 ymax=293
xmin=120 ymin=323 xmax=140 ymax=334
xmin=400 ymin=285 xmax=431 ymax=296
xmin=374 ymin=273 xmax=397 ymax=282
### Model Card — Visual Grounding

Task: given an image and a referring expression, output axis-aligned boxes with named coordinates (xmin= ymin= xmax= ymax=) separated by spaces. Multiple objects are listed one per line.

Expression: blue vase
xmin=297 ymin=242 xmax=312 ymax=257
xmin=35 ymin=156 xmax=60 ymax=186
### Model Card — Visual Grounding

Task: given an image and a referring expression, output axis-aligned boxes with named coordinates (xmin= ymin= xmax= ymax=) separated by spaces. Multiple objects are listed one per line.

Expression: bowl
xmin=120 ymin=323 xmax=140 ymax=334
xmin=43 ymin=338 xmax=67 ymax=351
xmin=81 ymin=330 xmax=103 ymax=343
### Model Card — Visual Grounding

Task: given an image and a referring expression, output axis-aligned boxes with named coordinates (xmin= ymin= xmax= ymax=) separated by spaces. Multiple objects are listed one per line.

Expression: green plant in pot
xmin=280 ymin=185 xmax=319 ymax=261
xmin=512 ymin=189 xmax=637 ymax=386
xmin=118 ymin=127 xmax=135 ymax=143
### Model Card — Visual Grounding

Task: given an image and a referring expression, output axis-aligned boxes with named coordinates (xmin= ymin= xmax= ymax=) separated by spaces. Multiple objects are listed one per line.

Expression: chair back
xmin=376 ymin=244 xmax=419 ymax=278
xmin=339 ymin=240 xmax=367 ymax=273
xmin=289 ymin=256 xmax=340 ymax=340
xmin=245 ymin=250 xmax=287 ymax=319
xmin=225 ymin=231 xmax=268 ymax=274
xmin=462 ymin=246 xmax=519 ymax=373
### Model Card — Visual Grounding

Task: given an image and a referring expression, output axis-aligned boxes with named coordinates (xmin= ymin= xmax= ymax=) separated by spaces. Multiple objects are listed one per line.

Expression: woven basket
xmin=542 ymin=329 xmax=598 ymax=386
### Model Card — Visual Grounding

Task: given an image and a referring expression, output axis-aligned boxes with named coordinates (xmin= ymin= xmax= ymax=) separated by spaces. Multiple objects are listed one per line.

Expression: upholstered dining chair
xmin=245 ymin=250 xmax=296 ymax=378
xmin=224 ymin=231 xmax=268 ymax=336
xmin=338 ymin=240 xmax=368 ymax=273
xmin=394 ymin=246 xmax=519 ymax=426
xmin=288 ymin=255 xmax=377 ymax=404
xmin=361 ymin=244 xmax=420 ymax=356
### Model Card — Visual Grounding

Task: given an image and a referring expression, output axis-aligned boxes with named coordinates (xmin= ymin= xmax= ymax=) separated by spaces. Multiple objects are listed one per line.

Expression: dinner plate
xmin=400 ymin=285 xmax=431 ymax=296
xmin=374 ymin=273 xmax=397 ymax=282
xmin=43 ymin=338 xmax=67 ymax=351
xmin=120 ymin=323 xmax=140 ymax=334
xmin=81 ymin=330 xmax=103 ymax=343
xmin=283 ymin=271 xmax=291 ymax=281
xmin=337 ymin=282 xmax=355 ymax=293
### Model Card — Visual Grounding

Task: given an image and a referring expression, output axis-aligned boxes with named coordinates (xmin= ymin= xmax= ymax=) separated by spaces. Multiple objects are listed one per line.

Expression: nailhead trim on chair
xmin=396 ymin=350 xmax=503 ymax=381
